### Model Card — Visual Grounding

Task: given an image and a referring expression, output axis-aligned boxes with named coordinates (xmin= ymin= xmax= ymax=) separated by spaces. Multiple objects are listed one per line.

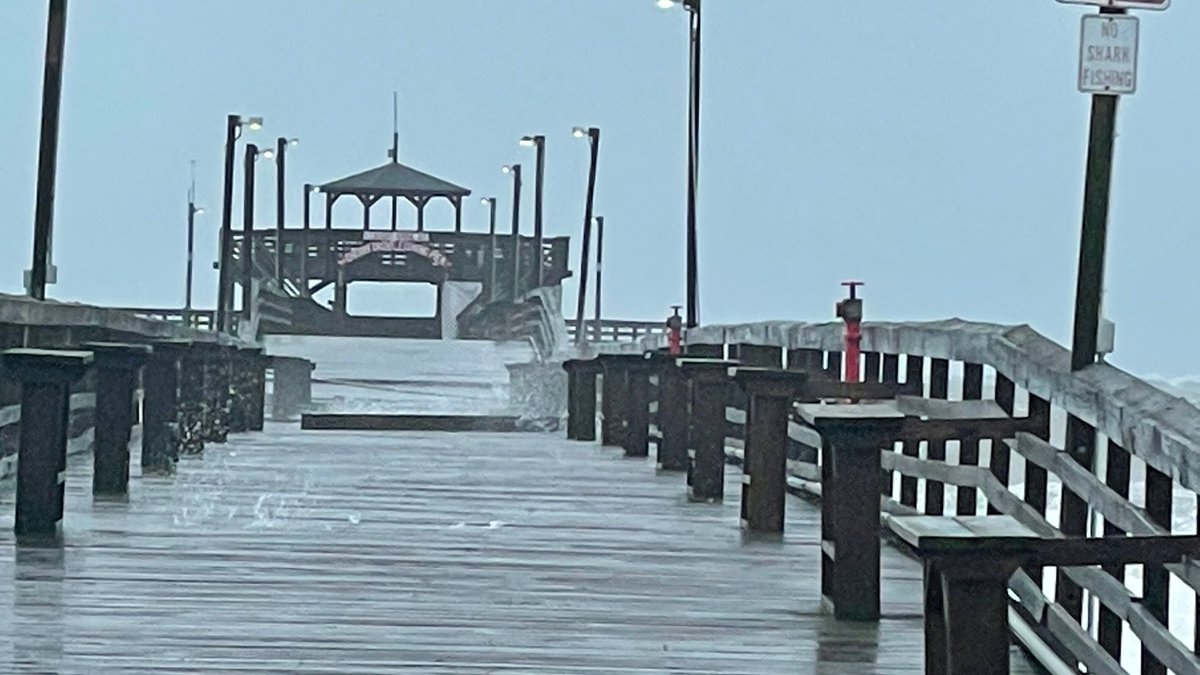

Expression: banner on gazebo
xmin=338 ymin=231 xmax=450 ymax=268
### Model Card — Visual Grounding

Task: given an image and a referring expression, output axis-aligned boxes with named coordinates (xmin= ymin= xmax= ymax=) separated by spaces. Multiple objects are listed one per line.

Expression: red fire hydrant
xmin=666 ymin=305 xmax=684 ymax=355
xmin=835 ymin=282 xmax=864 ymax=383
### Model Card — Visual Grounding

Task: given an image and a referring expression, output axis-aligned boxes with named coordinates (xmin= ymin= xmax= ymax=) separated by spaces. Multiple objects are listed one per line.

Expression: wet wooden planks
xmin=0 ymin=426 xmax=1037 ymax=673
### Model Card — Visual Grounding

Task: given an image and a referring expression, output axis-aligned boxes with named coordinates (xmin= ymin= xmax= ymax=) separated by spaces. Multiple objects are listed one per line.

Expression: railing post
xmin=229 ymin=348 xmax=250 ymax=433
xmin=143 ymin=340 xmax=188 ymax=474
xmin=804 ymin=409 xmax=904 ymax=621
xmin=678 ymin=359 xmax=733 ymax=503
xmin=599 ymin=356 xmax=628 ymax=448
xmin=653 ymin=354 xmax=689 ymax=471
xmin=2 ymin=349 xmax=92 ymax=537
xmin=247 ymin=348 xmax=267 ymax=431
xmin=574 ymin=361 xmax=599 ymax=442
xmin=87 ymin=343 xmax=150 ymax=498
xmin=733 ymin=368 xmax=807 ymax=533
xmin=622 ymin=359 xmax=652 ymax=458
xmin=563 ymin=362 xmax=579 ymax=440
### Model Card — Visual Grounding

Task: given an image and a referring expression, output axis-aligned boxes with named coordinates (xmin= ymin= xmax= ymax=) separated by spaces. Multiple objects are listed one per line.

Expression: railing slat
xmin=924 ymin=358 xmax=949 ymax=515
xmin=958 ymin=363 xmax=984 ymax=515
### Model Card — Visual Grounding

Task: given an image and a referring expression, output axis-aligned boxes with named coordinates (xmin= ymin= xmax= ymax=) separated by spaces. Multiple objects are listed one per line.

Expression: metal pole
xmin=533 ymin=137 xmax=546 ymax=288
xmin=1070 ymin=7 xmax=1124 ymax=373
xmin=593 ymin=215 xmax=604 ymax=342
xmin=685 ymin=0 xmax=702 ymax=328
xmin=275 ymin=137 xmax=286 ymax=288
xmin=29 ymin=0 xmax=69 ymax=301
xmin=509 ymin=165 xmax=523 ymax=302
xmin=574 ymin=128 xmax=600 ymax=344
xmin=216 ymin=114 xmax=240 ymax=332
xmin=487 ymin=198 xmax=499 ymax=302
xmin=301 ymin=184 xmax=311 ymax=297
xmin=241 ymin=144 xmax=257 ymax=326
xmin=186 ymin=186 xmax=197 ymax=325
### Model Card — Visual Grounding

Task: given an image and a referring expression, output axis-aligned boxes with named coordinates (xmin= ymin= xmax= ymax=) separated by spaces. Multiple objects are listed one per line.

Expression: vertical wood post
xmin=87 ymin=343 xmax=149 ymax=497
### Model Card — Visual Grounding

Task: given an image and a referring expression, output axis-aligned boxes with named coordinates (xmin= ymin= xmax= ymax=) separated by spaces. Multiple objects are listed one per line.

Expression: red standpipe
xmin=666 ymin=305 xmax=684 ymax=355
xmin=835 ymin=282 xmax=864 ymax=383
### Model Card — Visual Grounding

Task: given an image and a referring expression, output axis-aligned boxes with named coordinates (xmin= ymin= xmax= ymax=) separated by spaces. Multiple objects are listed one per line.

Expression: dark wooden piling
xmin=598 ymin=355 xmax=631 ymax=448
xmin=650 ymin=353 xmax=689 ymax=471
xmin=143 ymin=340 xmax=188 ymax=474
xmin=86 ymin=343 xmax=150 ymax=497
xmin=247 ymin=347 xmax=267 ymax=431
xmin=732 ymin=367 xmax=808 ymax=533
xmin=177 ymin=344 xmax=207 ymax=456
xmin=801 ymin=404 xmax=904 ymax=621
xmin=1 ymin=349 xmax=92 ymax=536
xmin=563 ymin=361 xmax=580 ymax=439
xmin=678 ymin=358 xmax=735 ymax=503
xmin=622 ymin=359 xmax=653 ymax=458
xmin=199 ymin=343 xmax=232 ymax=442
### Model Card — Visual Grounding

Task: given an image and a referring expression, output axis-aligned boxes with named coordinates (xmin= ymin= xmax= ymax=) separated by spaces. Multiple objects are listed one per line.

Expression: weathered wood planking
xmin=0 ymin=424 xmax=1044 ymax=673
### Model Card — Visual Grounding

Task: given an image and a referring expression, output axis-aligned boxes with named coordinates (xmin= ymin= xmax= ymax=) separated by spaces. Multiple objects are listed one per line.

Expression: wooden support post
xmin=655 ymin=358 xmax=689 ymax=471
xmin=786 ymin=347 xmax=824 ymax=376
xmin=957 ymin=363 xmax=984 ymax=515
xmin=143 ymin=341 xmax=187 ymax=474
xmin=2 ymin=349 xmax=92 ymax=537
xmin=599 ymin=356 xmax=629 ymax=448
xmin=574 ymin=363 xmax=598 ymax=442
xmin=1143 ymin=464 xmax=1173 ymax=675
xmin=1098 ymin=439 xmax=1130 ymax=660
xmin=248 ymin=349 xmax=266 ymax=431
xmin=622 ymin=360 xmax=652 ymax=458
xmin=989 ymin=374 xmax=1015 ymax=515
xmin=177 ymin=345 xmax=206 ymax=456
xmin=927 ymin=561 xmax=1021 ymax=675
xmin=803 ymin=406 xmax=904 ymax=621
xmin=733 ymin=368 xmax=807 ymax=533
xmin=563 ymin=364 xmax=579 ymax=440
xmin=880 ymin=354 xmax=900 ymax=497
xmin=925 ymin=358 xmax=950 ymax=515
xmin=678 ymin=359 xmax=733 ymax=503
xmin=1057 ymin=413 xmax=1095 ymax=625
xmin=900 ymin=355 xmax=924 ymax=508
xmin=86 ymin=343 xmax=150 ymax=498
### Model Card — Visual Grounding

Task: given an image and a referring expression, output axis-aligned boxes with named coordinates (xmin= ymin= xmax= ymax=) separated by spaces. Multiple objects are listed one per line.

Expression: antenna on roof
xmin=388 ymin=91 xmax=399 ymax=163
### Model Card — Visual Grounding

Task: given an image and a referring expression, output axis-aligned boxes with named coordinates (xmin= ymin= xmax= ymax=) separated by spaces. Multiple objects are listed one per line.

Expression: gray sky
xmin=1 ymin=1 xmax=1195 ymax=376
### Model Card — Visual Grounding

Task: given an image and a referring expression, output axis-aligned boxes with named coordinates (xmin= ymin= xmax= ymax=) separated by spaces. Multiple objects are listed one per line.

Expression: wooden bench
xmin=888 ymin=514 xmax=1200 ymax=675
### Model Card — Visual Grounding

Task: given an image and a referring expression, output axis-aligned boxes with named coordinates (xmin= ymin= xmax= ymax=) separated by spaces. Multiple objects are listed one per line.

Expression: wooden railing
xmin=616 ymin=319 xmax=1200 ymax=674
xmin=566 ymin=319 xmax=668 ymax=344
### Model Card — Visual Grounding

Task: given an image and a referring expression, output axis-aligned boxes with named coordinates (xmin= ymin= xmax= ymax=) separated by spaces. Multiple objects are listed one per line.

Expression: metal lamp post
xmin=572 ymin=127 xmax=601 ymax=344
xmin=28 ymin=0 xmax=68 ymax=302
xmin=657 ymin=0 xmax=701 ymax=328
xmin=502 ymin=164 xmax=523 ymax=302
xmin=481 ymin=197 xmax=499 ymax=302
xmin=519 ymin=135 xmax=546 ymax=289
xmin=216 ymin=114 xmax=262 ymax=332
xmin=269 ymin=137 xmax=299 ymax=288
xmin=593 ymin=215 xmax=605 ymax=343
xmin=185 ymin=160 xmax=205 ymax=326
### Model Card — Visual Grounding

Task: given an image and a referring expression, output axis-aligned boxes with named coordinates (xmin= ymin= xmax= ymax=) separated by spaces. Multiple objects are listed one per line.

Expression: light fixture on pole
xmin=572 ymin=126 xmax=601 ymax=344
xmin=502 ymin=164 xmax=523 ymax=302
xmin=216 ymin=113 xmax=263 ymax=332
xmin=656 ymin=0 xmax=701 ymax=328
xmin=518 ymin=135 xmax=546 ymax=288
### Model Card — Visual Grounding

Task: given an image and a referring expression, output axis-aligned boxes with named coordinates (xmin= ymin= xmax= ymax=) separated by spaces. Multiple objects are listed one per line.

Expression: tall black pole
xmin=186 ymin=179 xmax=198 ymax=324
xmin=216 ymin=114 xmax=241 ymax=332
xmin=274 ymin=137 xmax=286 ymax=288
xmin=508 ymin=165 xmax=523 ymax=302
xmin=574 ymin=128 xmax=600 ymax=344
xmin=29 ymin=0 xmax=68 ymax=301
xmin=533 ymin=137 xmax=546 ymax=288
xmin=593 ymin=215 xmax=605 ymax=343
xmin=685 ymin=0 xmax=702 ymax=328
xmin=241 ymin=144 xmax=258 ymax=327
xmin=486 ymin=198 xmax=499 ymax=302
xmin=1070 ymin=7 xmax=1123 ymax=373
xmin=301 ymin=184 xmax=312 ymax=297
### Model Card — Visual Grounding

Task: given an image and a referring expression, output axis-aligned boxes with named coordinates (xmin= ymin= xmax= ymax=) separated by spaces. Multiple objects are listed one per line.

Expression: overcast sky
xmin=0 ymin=1 xmax=1196 ymax=376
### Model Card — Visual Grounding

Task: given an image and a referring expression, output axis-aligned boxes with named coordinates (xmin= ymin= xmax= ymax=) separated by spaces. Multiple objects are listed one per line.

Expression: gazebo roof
xmin=320 ymin=161 xmax=470 ymax=199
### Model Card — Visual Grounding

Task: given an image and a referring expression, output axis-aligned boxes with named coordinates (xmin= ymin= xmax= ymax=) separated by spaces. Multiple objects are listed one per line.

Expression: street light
xmin=239 ymin=143 xmax=274 ymax=326
xmin=502 ymin=164 xmax=523 ymax=301
xmin=216 ymin=113 xmax=263 ymax=332
xmin=185 ymin=159 xmax=206 ymax=326
xmin=262 ymin=137 xmax=300 ymax=287
xmin=481 ymin=197 xmax=499 ymax=302
xmin=657 ymin=0 xmax=701 ymax=328
xmin=572 ymin=126 xmax=601 ymax=344
xmin=518 ymin=135 xmax=546 ymax=288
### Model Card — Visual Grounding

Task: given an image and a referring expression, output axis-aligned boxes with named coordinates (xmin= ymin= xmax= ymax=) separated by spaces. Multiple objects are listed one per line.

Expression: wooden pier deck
xmin=0 ymin=425 xmax=1038 ymax=674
